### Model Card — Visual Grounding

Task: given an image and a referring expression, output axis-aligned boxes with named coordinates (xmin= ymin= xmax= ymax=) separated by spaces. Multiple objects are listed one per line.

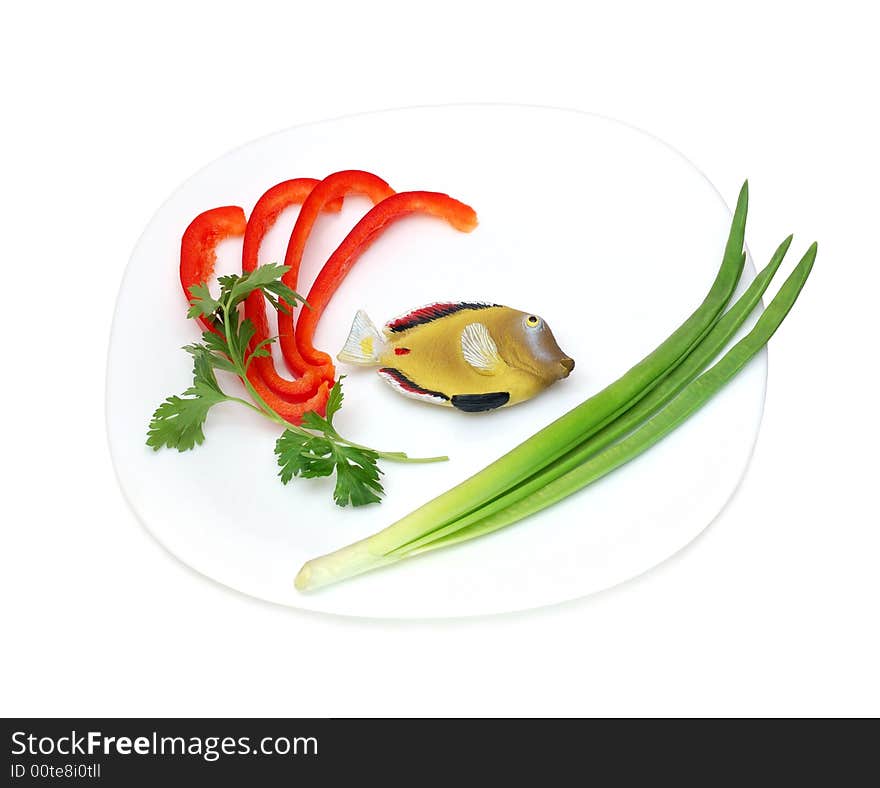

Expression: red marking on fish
xmin=394 ymin=347 xmax=411 ymax=355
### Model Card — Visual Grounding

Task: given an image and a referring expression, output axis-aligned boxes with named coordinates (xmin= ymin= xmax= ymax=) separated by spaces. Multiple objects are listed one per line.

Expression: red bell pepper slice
xmin=295 ymin=191 xmax=479 ymax=379
xmin=242 ymin=178 xmax=343 ymax=400
xmin=180 ymin=206 xmax=247 ymax=336
xmin=279 ymin=170 xmax=395 ymax=376
xmin=180 ymin=205 xmax=330 ymax=424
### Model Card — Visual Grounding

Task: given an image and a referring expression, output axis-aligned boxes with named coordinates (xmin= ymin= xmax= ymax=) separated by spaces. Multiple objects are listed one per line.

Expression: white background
xmin=2 ymin=1 xmax=877 ymax=717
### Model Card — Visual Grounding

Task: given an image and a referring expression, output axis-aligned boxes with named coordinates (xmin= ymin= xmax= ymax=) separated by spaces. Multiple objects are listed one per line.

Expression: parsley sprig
xmin=147 ymin=264 xmax=447 ymax=507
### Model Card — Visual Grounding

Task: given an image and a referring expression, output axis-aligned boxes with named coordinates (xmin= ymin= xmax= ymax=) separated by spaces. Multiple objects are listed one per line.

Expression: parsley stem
xmin=322 ymin=426 xmax=447 ymax=464
xmin=342 ymin=443 xmax=448 ymax=464
xmin=222 ymin=302 xmax=291 ymax=425
xmin=226 ymin=396 xmax=267 ymax=415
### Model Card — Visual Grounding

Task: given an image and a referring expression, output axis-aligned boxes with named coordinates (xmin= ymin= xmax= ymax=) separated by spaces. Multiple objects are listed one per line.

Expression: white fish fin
xmin=377 ymin=367 xmax=450 ymax=405
xmin=337 ymin=310 xmax=387 ymax=365
xmin=461 ymin=322 xmax=507 ymax=376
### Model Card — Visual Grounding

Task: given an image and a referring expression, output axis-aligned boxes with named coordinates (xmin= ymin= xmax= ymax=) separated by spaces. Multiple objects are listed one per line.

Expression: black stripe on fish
xmin=386 ymin=302 xmax=500 ymax=333
xmin=450 ymin=392 xmax=511 ymax=412
xmin=378 ymin=367 xmax=450 ymax=401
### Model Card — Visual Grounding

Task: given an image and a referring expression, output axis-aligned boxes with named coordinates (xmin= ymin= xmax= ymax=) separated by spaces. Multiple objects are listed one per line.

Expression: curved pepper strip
xmin=295 ymin=191 xmax=479 ymax=380
xmin=279 ymin=170 xmax=395 ymax=376
xmin=242 ymin=178 xmax=343 ymax=400
xmin=180 ymin=206 xmax=247 ymax=336
xmin=180 ymin=206 xmax=330 ymax=424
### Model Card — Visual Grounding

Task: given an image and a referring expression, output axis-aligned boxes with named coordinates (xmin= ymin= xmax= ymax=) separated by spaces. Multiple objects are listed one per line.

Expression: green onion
xmin=402 ymin=242 xmax=817 ymax=557
xmin=296 ymin=239 xmax=815 ymax=590
xmin=386 ymin=233 xmax=795 ymax=557
xmin=295 ymin=184 xmax=760 ymax=591
xmin=294 ymin=184 xmax=750 ymax=590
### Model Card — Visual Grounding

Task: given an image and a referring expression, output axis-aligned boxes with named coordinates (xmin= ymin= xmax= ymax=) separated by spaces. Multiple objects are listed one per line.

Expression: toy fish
xmin=337 ymin=302 xmax=574 ymax=411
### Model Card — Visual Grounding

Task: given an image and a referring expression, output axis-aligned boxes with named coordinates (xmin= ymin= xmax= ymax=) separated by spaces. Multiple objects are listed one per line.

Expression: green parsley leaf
xmin=275 ymin=430 xmax=334 ymax=484
xmin=325 ymin=377 xmax=345 ymax=424
xmin=146 ymin=390 xmax=227 ymax=452
xmin=296 ymin=379 xmax=344 ymax=436
xmin=186 ymin=283 xmax=220 ymax=319
xmin=274 ymin=429 xmax=384 ymax=507
xmin=183 ymin=341 xmax=236 ymax=373
xmin=147 ymin=343 xmax=230 ymax=451
xmin=228 ymin=263 xmax=291 ymax=306
xmin=234 ymin=318 xmax=256 ymax=358
xmin=332 ymin=445 xmax=383 ymax=507
xmin=262 ymin=280 xmax=308 ymax=313
xmin=299 ymin=410 xmax=331 ymax=434
xmin=245 ymin=337 xmax=275 ymax=370
xmin=186 ymin=344 xmax=225 ymax=394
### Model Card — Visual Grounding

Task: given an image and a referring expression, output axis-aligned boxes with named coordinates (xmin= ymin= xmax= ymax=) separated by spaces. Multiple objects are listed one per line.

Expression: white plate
xmin=107 ymin=105 xmax=765 ymax=618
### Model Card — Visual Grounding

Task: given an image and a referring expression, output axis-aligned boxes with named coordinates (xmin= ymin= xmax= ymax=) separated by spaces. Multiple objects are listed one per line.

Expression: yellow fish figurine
xmin=337 ymin=302 xmax=574 ymax=412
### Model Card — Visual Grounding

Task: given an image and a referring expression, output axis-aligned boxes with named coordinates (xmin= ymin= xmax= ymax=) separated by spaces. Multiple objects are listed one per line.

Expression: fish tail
xmin=337 ymin=309 xmax=387 ymax=365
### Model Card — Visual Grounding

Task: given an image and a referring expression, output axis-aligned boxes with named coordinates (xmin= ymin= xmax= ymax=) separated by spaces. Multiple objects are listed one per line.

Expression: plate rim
xmin=105 ymin=102 xmax=767 ymax=620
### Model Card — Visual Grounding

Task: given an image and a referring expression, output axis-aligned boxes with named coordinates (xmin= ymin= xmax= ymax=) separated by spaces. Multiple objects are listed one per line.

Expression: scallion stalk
xmin=386 ymin=234 xmax=795 ymax=557
xmin=402 ymin=243 xmax=817 ymax=557
xmin=297 ymin=241 xmax=814 ymax=589
xmin=295 ymin=183 xmax=755 ymax=591
xmin=296 ymin=182 xmax=748 ymax=589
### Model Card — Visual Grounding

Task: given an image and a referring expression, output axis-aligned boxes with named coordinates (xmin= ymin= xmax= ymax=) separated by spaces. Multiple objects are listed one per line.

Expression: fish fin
xmin=385 ymin=301 xmax=498 ymax=333
xmin=461 ymin=322 xmax=507 ymax=375
xmin=451 ymin=392 xmax=511 ymax=412
xmin=337 ymin=310 xmax=387 ymax=365
xmin=378 ymin=368 xmax=449 ymax=404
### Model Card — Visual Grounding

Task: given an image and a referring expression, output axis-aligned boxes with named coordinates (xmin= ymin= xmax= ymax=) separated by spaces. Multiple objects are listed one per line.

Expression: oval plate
xmin=107 ymin=105 xmax=765 ymax=618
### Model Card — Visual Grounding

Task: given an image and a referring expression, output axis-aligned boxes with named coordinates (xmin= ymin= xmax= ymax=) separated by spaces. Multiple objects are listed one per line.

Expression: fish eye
xmin=525 ymin=314 xmax=542 ymax=329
